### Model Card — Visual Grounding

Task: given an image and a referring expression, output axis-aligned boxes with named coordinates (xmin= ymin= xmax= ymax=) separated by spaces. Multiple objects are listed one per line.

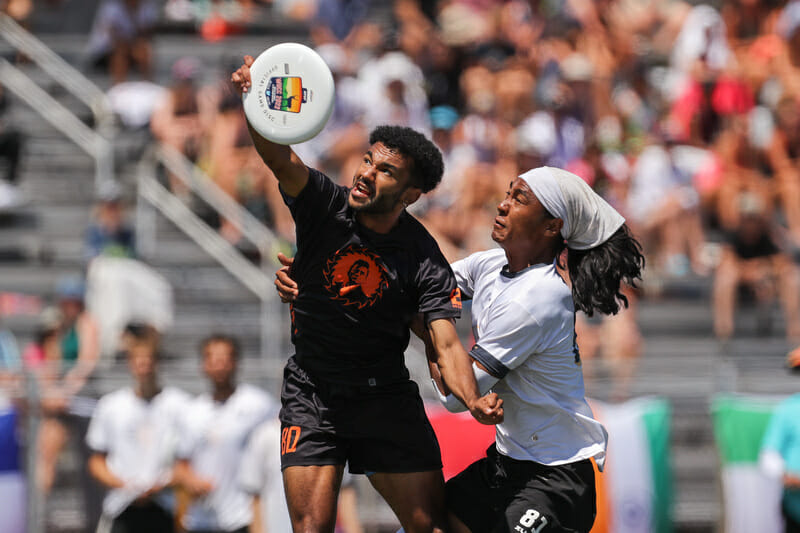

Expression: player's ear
xmin=545 ymin=218 xmax=563 ymax=237
xmin=401 ymin=187 xmax=422 ymax=207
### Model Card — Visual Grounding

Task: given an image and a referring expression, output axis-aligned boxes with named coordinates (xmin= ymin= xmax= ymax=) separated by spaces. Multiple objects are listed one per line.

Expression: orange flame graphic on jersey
xmin=323 ymin=244 xmax=388 ymax=309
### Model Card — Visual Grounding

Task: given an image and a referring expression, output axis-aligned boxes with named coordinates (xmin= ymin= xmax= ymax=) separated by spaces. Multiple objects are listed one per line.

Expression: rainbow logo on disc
xmin=266 ymin=76 xmax=307 ymax=113
xmin=243 ymin=42 xmax=335 ymax=145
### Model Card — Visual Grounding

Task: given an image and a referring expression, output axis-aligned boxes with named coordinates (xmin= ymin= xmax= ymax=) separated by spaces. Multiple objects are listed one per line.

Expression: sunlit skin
xmin=348 ymin=142 xmax=421 ymax=220
xmin=203 ymin=340 xmax=237 ymax=402
xmin=128 ymin=347 xmax=156 ymax=382
xmin=492 ymin=178 xmax=563 ymax=273
xmin=128 ymin=343 xmax=160 ymax=400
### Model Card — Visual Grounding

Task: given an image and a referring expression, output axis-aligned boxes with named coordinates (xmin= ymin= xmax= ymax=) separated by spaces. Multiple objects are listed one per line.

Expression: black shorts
xmin=446 ymin=444 xmax=596 ymax=533
xmin=279 ymin=355 xmax=442 ymax=474
xmin=109 ymin=501 xmax=174 ymax=533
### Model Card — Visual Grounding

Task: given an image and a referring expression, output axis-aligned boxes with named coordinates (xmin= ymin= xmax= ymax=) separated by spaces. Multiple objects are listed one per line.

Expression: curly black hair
xmin=369 ymin=125 xmax=444 ymax=193
xmin=559 ymin=225 xmax=646 ymax=317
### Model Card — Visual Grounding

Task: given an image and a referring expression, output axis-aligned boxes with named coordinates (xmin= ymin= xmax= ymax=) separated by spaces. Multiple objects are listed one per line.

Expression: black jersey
xmin=282 ymin=168 xmax=461 ymax=386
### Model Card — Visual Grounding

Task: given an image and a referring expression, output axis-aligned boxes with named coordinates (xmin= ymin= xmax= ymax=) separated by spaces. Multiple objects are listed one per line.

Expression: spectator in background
xmin=24 ymin=306 xmax=66 ymax=495
xmin=760 ymin=356 xmax=800 ymax=533
xmin=575 ymin=286 xmax=643 ymax=402
xmin=27 ymin=278 xmax=100 ymax=495
xmin=293 ymin=42 xmax=368 ymax=181
xmin=200 ymin=75 xmax=293 ymax=245
xmin=22 ymin=306 xmax=61 ymax=370
xmin=150 ymin=57 xmax=207 ymax=199
xmin=765 ymin=95 xmax=800 ymax=245
xmin=85 ymin=0 xmax=159 ymax=85
xmin=174 ymin=334 xmax=275 ymax=533
xmin=239 ymin=417 xmax=365 ymax=533
xmin=238 ymin=417 xmax=290 ymax=533
xmin=53 ymin=275 xmax=100 ymax=397
xmin=358 ymin=50 xmax=431 ymax=135
xmin=85 ymin=180 xmax=136 ymax=262
xmin=626 ymin=132 xmax=708 ymax=278
xmin=0 ymin=0 xmax=33 ymax=41
xmin=0 ymin=310 xmax=21 ymax=400
xmin=712 ymin=191 xmax=800 ymax=343
xmin=86 ymin=323 xmax=188 ymax=533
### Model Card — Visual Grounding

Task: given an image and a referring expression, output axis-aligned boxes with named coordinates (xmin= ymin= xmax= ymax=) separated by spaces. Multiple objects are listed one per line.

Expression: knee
xmin=291 ymin=512 xmax=337 ymax=533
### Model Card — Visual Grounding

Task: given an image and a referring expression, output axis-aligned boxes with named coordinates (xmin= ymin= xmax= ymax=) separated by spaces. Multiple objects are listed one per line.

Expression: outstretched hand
xmin=230 ymin=55 xmax=255 ymax=95
xmin=468 ymin=392 xmax=504 ymax=425
xmin=275 ymin=252 xmax=298 ymax=303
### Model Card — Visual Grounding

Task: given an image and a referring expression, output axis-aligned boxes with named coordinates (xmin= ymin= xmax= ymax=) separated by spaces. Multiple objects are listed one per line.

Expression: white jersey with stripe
xmin=451 ymin=248 xmax=607 ymax=468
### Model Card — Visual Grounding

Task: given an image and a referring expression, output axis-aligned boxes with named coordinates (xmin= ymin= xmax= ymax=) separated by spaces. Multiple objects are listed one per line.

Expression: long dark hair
xmin=560 ymin=225 xmax=645 ymax=317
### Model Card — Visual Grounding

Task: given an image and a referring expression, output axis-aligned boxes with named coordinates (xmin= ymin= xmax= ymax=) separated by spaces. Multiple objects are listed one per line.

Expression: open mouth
xmin=351 ymin=180 xmax=373 ymax=199
xmin=493 ymin=217 xmax=506 ymax=229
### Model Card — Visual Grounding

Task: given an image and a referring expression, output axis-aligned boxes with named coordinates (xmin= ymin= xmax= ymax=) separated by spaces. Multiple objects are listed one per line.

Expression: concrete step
xmin=155 ymin=265 xmax=260 ymax=301
xmin=19 ymin=179 xmax=96 ymax=206
xmin=0 ymin=264 xmax=83 ymax=294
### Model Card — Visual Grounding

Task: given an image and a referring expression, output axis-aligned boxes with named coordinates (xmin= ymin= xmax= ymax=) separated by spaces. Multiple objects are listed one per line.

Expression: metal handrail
xmin=0 ymin=14 xmax=114 ymax=186
xmin=136 ymin=157 xmax=285 ymax=358
xmin=0 ymin=58 xmax=113 ymax=184
xmin=152 ymin=143 xmax=280 ymax=259
xmin=137 ymin=170 xmax=271 ymax=297
xmin=0 ymin=13 xmax=114 ymax=131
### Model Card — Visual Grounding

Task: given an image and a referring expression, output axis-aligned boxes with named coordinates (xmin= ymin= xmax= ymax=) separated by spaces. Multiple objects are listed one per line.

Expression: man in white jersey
xmin=86 ymin=323 xmax=189 ymax=533
xmin=276 ymin=167 xmax=645 ymax=532
xmin=174 ymin=334 xmax=276 ymax=533
xmin=238 ymin=418 xmax=292 ymax=533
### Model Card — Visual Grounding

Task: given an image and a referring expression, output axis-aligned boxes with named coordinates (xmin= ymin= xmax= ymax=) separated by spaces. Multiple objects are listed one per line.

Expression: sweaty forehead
xmin=369 ymin=142 xmax=409 ymax=164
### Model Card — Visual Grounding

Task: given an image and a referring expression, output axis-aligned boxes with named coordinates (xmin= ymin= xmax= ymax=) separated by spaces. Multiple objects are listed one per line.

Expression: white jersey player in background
xmin=86 ymin=323 xmax=189 ymax=533
xmin=276 ymin=166 xmax=645 ymax=533
xmin=174 ymin=334 xmax=276 ymax=533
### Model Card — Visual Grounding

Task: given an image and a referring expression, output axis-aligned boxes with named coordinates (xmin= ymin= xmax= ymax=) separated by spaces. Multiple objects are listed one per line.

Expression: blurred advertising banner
xmin=0 ymin=403 xmax=25 ymax=533
xmin=425 ymin=404 xmax=496 ymax=481
xmin=591 ymin=397 xmax=672 ymax=533
xmin=711 ymin=395 xmax=783 ymax=533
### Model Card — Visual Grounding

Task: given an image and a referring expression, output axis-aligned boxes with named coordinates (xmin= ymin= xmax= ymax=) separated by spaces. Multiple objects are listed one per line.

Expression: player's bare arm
xmin=173 ymin=458 xmax=214 ymax=498
xmin=87 ymin=452 xmax=125 ymax=489
xmin=426 ymin=318 xmax=504 ymax=425
xmin=230 ymin=55 xmax=309 ymax=197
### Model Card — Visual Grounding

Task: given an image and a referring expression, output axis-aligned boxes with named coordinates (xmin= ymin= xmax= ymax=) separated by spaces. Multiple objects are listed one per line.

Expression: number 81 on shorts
xmin=515 ymin=508 xmax=548 ymax=533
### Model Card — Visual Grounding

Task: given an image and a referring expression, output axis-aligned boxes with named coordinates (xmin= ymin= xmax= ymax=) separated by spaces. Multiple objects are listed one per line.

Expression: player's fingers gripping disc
xmin=243 ymin=42 xmax=335 ymax=145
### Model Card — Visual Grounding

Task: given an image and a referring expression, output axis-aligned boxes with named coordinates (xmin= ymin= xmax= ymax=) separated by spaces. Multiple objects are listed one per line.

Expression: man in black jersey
xmin=232 ymin=56 xmax=503 ymax=533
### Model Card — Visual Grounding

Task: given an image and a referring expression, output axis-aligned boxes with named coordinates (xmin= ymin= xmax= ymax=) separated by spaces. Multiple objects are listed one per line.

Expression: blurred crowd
xmin=1 ymin=0 xmax=799 ymax=411
xmin=4 ymin=1 xmax=800 ymax=529
xmin=108 ymin=0 xmax=800 ymax=393
xmin=34 ymin=0 xmax=797 ymax=394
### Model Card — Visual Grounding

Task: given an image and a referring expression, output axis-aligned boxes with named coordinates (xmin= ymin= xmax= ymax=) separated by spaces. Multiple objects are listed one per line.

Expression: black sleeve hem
xmin=424 ymin=309 xmax=461 ymax=324
xmin=470 ymin=344 xmax=509 ymax=379
xmin=280 ymin=167 xmax=322 ymax=207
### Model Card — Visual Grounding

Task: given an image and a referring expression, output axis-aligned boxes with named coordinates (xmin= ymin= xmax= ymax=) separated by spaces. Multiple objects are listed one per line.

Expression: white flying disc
xmin=243 ymin=42 xmax=335 ymax=145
